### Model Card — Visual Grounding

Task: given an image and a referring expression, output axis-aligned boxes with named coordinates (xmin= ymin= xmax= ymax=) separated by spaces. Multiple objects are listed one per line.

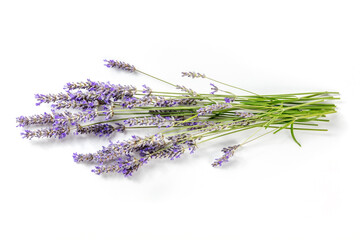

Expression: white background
xmin=1 ymin=0 xmax=360 ymax=239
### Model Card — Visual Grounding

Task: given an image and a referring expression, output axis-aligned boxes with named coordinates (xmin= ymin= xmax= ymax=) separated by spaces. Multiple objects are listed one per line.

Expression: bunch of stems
xmin=16 ymin=60 xmax=339 ymax=176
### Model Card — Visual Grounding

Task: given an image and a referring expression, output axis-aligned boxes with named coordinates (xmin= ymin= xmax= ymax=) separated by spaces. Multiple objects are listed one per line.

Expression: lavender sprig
xmin=124 ymin=115 xmax=182 ymax=127
xmin=212 ymin=144 xmax=241 ymax=167
xmin=21 ymin=125 xmax=70 ymax=139
xmin=197 ymin=103 xmax=232 ymax=116
xmin=104 ymin=59 xmax=136 ymax=72
xmin=75 ymin=123 xmax=125 ymax=137
xmin=176 ymin=85 xmax=198 ymax=96
xmin=16 ymin=112 xmax=55 ymax=127
xmin=181 ymin=72 xmax=206 ymax=78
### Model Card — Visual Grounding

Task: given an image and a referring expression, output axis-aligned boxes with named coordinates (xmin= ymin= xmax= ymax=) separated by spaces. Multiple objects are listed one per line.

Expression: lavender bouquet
xmin=16 ymin=60 xmax=339 ymax=176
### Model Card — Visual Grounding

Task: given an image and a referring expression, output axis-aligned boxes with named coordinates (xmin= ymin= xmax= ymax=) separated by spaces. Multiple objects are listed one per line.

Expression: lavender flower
xmin=119 ymin=95 xmax=158 ymax=109
xmin=64 ymin=80 xmax=137 ymax=104
xmin=76 ymin=132 xmax=198 ymax=175
xmin=210 ymin=83 xmax=218 ymax=94
xmin=153 ymin=96 xmax=197 ymax=107
xmin=16 ymin=112 xmax=55 ymax=127
xmin=35 ymin=90 xmax=100 ymax=107
xmin=197 ymin=103 xmax=232 ymax=116
xmin=75 ymin=123 xmax=125 ymax=137
xmin=35 ymin=93 xmax=70 ymax=106
xmin=235 ymin=111 xmax=254 ymax=118
xmin=91 ymin=155 xmax=142 ymax=177
xmin=64 ymin=79 xmax=98 ymax=91
xmin=53 ymin=110 xmax=98 ymax=126
xmin=212 ymin=144 xmax=241 ymax=167
xmin=147 ymin=144 xmax=185 ymax=160
xmin=181 ymin=120 xmax=217 ymax=131
xmin=123 ymin=115 xmax=180 ymax=127
xmin=73 ymin=134 xmax=166 ymax=163
xmin=93 ymin=155 xmax=150 ymax=177
xmin=51 ymin=99 xmax=98 ymax=110
xmin=181 ymin=72 xmax=206 ymax=78
xmin=36 ymin=91 xmax=97 ymax=108
xmin=21 ymin=125 xmax=70 ymax=139
xmin=167 ymin=133 xmax=191 ymax=143
xmin=176 ymin=85 xmax=198 ymax=96
xmin=104 ymin=59 xmax=136 ymax=72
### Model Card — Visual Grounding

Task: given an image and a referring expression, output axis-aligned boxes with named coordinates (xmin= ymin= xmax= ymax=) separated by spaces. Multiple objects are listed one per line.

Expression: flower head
xmin=104 ymin=59 xmax=136 ymax=72
xmin=75 ymin=123 xmax=125 ymax=137
xmin=197 ymin=103 xmax=232 ymax=116
xmin=176 ymin=85 xmax=198 ymax=96
xmin=212 ymin=144 xmax=241 ymax=167
xmin=181 ymin=72 xmax=206 ymax=78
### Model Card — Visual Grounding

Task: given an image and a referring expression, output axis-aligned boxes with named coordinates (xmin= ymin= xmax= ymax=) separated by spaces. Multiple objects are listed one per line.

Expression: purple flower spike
xmin=104 ymin=59 xmax=136 ymax=72
xmin=212 ymin=144 xmax=241 ymax=167
xmin=75 ymin=123 xmax=125 ymax=137
xmin=235 ymin=111 xmax=254 ymax=118
xmin=16 ymin=112 xmax=55 ymax=127
xmin=176 ymin=85 xmax=198 ymax=96
xmin=181 ymin=72 xmax=206 ymax=78
xmin=21 ymin=125 xmax=70 ymax=140
xmin=197 ymin=103 xmax=232 ymax=116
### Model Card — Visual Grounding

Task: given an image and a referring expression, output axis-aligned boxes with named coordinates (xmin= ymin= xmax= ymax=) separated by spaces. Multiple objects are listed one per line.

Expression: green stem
xmin=136 ymin=69 xmax=177 ymax=87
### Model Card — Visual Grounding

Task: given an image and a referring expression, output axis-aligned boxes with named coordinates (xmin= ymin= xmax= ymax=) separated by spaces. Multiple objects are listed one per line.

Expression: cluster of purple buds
xmin=91 ymin=155 xmax=147 ymax=176
xmin=21 ymin=125 xmax=70 ymax=139
xmin=176 ymin=85 xmax=198 ymax=96
xmin=16 ymin=112 xmax=55 ymax=127
xmin=75 ymin=123 xmax=125 ymax=137
xmin=103 ymin=59 xmax=136 ymax=72
xmin=16 ymin=110 xmax=97 ymax=127
xmin=36 ymin=79 xmax=138 ymax=112
xmin=235 ymin=111 xmax=255 ymax=118
xmin=52 ymin=110 xmax=98 ymax=126
xmin=212 ymin=144 xmax=241 ymax=167
xmin=180 ymin=120 xmax=216 ymax=131
xmin=153 ymin=96 xmax=197 ymax=107
xmin=197 ymin=103 xmax=232 ymax=116
xmin=118 ymin=95 xmax=156 ymax=109
xmin=181 ymin=72 xmax=206 ymax=78
xmin=124 ymin=115 xmax=183 ymax=128
xmin=64 ymin=79 xmax=137 ymax=100
xmin=73 ymin=134 xmax=166 ymax=164
xmin=73 ymin=133 xmax=198 ymax=176
xmin=17 ymin=110 xmax=98 ymax=139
